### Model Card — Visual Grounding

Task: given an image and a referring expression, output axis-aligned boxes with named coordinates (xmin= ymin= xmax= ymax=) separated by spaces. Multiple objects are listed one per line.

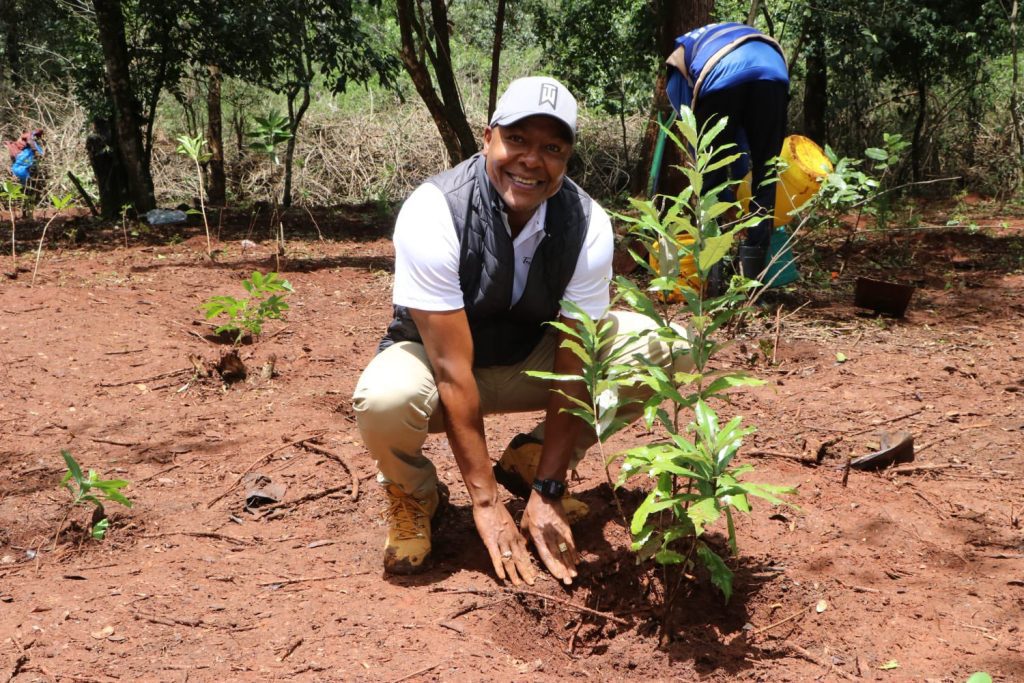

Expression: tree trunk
xmin=2 ymin=0 xmax=20 ymax=89
xmin=282 ymin=85 xmax=311 ymax=208
xmin=802 ymin=13 xmax=827 ymax=144
xmin=142 ymin=52 xmax=170 ymax=174
xmin=633 ymin=0 xmax=714 ymax=197
xmin=86 ymin=117 xmax=128 ymax=219
xmin=487 ymin=0 xmax=507 ymax=121
xmin=911 ymin=80 xmax=927 ymax=184
xmin=206 ymin=65 xmax=226 ymax=206
xmin=91 ymin=0 xmax=156 ymax=213
xmin=746 ymin=0 xmax=760 ymax=26
xmin=1010 ymin=1 xmax=1024 ymax=159
xmin=396 ymin=0 xmax=477 ymax=164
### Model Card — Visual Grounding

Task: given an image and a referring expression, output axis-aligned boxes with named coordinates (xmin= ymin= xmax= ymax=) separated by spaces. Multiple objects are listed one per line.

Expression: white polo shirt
xmin=392 ymin=182 xmax=613 ymax=320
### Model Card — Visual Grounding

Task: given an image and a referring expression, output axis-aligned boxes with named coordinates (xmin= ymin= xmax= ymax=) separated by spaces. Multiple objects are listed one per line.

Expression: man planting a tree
xmin=353 ymin=76 xmax=686 ymax=585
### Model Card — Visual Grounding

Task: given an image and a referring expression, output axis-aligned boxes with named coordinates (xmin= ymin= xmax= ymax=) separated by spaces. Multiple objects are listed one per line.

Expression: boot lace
xmin=385 ymin=491 xmax=430 ymax=541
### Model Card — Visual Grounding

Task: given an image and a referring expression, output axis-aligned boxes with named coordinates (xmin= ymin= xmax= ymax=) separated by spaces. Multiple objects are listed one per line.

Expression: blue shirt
xmin=11 ymin=147 xmax=36 ymax=183
xmin=667 ymin=23 xmax=788 ymax=111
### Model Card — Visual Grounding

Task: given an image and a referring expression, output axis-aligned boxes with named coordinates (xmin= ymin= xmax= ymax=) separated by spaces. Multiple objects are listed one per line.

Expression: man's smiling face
xmin=482 ymin=115 xmax=573 ymax=233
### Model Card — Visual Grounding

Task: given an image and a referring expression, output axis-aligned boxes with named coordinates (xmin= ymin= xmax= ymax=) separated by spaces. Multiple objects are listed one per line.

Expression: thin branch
xmin=206 ymin=431 xmax=326 ymax=508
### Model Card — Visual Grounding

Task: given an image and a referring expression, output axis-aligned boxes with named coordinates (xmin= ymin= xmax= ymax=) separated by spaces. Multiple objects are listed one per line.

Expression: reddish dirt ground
xmin=1 ymin=206 xmax=1022 ymax=682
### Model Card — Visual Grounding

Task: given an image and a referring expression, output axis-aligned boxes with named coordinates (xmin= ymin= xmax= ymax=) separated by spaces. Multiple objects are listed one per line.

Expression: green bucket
xmin=764 ymin=227 xmax=799 ymax=288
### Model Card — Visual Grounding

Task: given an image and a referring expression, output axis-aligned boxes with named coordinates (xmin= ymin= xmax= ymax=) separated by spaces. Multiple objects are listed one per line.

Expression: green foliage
xmin=201 ymin=271 xmax=294 ymax=344
xmin=966 ymin=673 xmax=993 ymax=683
xmin=2 ymin=179 xmax=27 ymax=267
xmin=0 ymin=179 xmax=27 ymax=203
xmin=175 ymin=134 xmax=214 ymax=256
xmin=246 ymin=112 xmax=293 ymax=165
xmin=60 ymin=450 xmax=132 ymax=541
xmin=175 ymin=134 xmax=212 ymax=164
xmin=526 ymin=0 xmax=657 ymax=118
xmin=532 ymin=108 xmax=795 ymax=604
xmin=802 ymin=132 xmax=911 ymax=232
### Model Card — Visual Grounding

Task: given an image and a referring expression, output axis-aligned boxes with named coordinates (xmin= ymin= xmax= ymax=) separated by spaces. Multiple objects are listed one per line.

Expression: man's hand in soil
xmin=406 ymin=308 xmax=537 ymax=586
xmin=521 ymin=493 xmax=578 ymax=585
xmin=472 ymin=500 xmax=537 ymax=586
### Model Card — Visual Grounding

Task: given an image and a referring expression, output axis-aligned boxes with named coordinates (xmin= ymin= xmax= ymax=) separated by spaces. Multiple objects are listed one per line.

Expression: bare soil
xmin=1 ymin=205 xmax=1022 ymax=682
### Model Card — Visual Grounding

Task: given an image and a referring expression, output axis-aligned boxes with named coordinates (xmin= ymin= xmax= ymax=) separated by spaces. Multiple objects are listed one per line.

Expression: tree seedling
xmin=200 ymin=271 xmax=293 ymax=344
xmin=31 ymin=193 xmax=75 ymax=285
xmin=176 ymin=134 xmax=214 ymax=259
xmin=57 ymin=450 xmax=132 ymax=546
xmin=531 ymin=107 xmax=795 ymax=633
xmin=1 ymin=179 xmax=27 ymax=275
xmin=246 ymin=112 xmax=293 ymax=265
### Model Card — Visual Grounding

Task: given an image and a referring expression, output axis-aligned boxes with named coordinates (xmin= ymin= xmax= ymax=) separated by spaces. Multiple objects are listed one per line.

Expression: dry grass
xmin=3 ymin=85 xmax=643 ymax=209
xmin=1 ymin=87 xmax=90 ymax=206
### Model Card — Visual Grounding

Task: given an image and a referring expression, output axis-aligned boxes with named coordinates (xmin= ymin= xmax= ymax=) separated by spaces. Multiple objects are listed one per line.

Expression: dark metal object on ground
xmin=854 ymin=277 xmax=915 ymax=317
xmin=848 ymin=431 xmax=914 ymax=470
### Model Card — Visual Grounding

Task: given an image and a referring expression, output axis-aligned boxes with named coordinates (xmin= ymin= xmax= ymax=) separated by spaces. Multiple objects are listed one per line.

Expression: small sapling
xmin=176 ymin=134 xmax=214 ymax=258
xmin=57 ymin=450 xmax=132 ymax=544
xmin=200 ymin=271 xmax=294 ymax=344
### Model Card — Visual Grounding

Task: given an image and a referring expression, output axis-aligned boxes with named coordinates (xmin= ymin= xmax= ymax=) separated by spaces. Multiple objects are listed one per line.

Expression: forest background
xmin=0 ymin=0 xmax=1018 ymax=219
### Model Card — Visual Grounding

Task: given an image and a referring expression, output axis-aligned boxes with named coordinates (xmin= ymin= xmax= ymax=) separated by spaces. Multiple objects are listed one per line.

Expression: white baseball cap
xmin=489 ymin=76 xmax=577 ymax=142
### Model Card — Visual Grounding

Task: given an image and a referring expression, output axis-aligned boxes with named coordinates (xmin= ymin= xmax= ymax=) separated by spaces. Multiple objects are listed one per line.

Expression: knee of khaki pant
xmin=352 ymin=384 xmax=436 ymax=436
xmin=351 ymin=342 xmax=440 ymax=439
xmin=605 ymin=310 xmax=693 ymax=375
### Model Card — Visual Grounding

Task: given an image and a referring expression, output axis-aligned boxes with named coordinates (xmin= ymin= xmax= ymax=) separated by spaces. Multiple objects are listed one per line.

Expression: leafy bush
xmin=200 ymin=271 xmax=293 ymax=344
xmin=533 ymin=108 xmax=795 ymax=608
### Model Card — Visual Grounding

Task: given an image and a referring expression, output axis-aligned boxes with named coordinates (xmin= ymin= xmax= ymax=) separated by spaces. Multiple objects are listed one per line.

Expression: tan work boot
xmin=382 ymin=482 xmax=448 ymax=575
xmin=493 ymin=434 xmax=590 ymax=524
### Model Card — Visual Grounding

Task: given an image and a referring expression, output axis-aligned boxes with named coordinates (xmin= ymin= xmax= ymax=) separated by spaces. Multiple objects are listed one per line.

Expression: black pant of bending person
xmin=694 ymin=80 xmax=788 ymax=278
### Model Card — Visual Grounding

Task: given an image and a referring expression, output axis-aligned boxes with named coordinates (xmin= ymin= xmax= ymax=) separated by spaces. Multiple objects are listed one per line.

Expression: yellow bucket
xmin=647 ymin=235 xmax=700 ymax=302
xmin=737 ymin=135 xmax=833 ymax=227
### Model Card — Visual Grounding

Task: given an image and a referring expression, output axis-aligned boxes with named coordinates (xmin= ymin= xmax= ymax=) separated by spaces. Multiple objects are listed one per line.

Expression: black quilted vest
xmin=379 ymin=153 xmax=591 ymax=367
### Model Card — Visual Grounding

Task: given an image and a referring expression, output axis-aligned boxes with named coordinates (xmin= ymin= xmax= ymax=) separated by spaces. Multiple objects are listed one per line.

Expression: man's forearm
xmin=436 ymin=377 xmax=500 ymax=507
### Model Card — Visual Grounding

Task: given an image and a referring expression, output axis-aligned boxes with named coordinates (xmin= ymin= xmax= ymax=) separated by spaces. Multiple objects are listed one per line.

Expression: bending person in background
xmin=10 ymin=128 xmax=45 ymax=187
xmin=665 ymin=22 xmax=789 ymax=278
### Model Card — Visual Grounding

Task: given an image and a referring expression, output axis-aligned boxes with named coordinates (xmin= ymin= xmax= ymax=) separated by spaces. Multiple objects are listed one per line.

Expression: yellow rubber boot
xmin=382 ymin=483 xmax=447 ymax=574
xmin=493 ymin=434 xmax=590 ymax=524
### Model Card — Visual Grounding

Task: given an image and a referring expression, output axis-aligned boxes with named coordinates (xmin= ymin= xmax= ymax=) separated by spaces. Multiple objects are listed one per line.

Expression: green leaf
xmin=654 ymin=548 xmax=687 ymax=564
xmin=835 ymin=352 xmax=848 ymax=363
xmin=696 ymin=542 xmax=733 ymax=602
xmin=61 ymin=450 xmax=84 ymax=485
xmin=734 ymin=481 xmax=798 ymax=506
xmin=864 ymin=147 xmax=888 ymax=161
xmin=630 ymin=490 xmax=681 ymax=535
xmin=101 ymin=490 xmax=133 ymax=508
xmin=696 ymin=233 xmax=735 ymax=272
xmin=632 ymin=528 xmax=661 ymax=562
xmin=879 ymin=660 xmax=899 ymax=670
xmin=965 ymin=674 xmax=993 ymax=683
xmin=686 ymin=497 xmax=720 ymax=535
xmin=91 ymin=518 xmax=109 ymax=540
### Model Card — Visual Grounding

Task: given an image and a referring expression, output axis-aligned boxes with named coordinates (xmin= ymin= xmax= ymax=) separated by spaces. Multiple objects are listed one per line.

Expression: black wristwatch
xmin=531 ymin=478 xmax=566 ymax=500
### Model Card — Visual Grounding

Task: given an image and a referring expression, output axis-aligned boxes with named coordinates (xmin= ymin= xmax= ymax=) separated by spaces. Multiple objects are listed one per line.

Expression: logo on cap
xmin=539 ymin=83 xmax=558 ymax=109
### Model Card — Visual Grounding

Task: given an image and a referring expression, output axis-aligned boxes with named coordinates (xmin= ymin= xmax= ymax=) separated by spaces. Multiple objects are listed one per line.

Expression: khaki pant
xmin=351 ymin=310 xmax=690 ymax=496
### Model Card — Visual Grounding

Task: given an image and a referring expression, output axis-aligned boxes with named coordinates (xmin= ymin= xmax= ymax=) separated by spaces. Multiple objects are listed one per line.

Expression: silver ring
xmin=501 ymin=550 xmax=513 ymax=559
xmin=557 ymin=543 xmax=568 ymax=553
